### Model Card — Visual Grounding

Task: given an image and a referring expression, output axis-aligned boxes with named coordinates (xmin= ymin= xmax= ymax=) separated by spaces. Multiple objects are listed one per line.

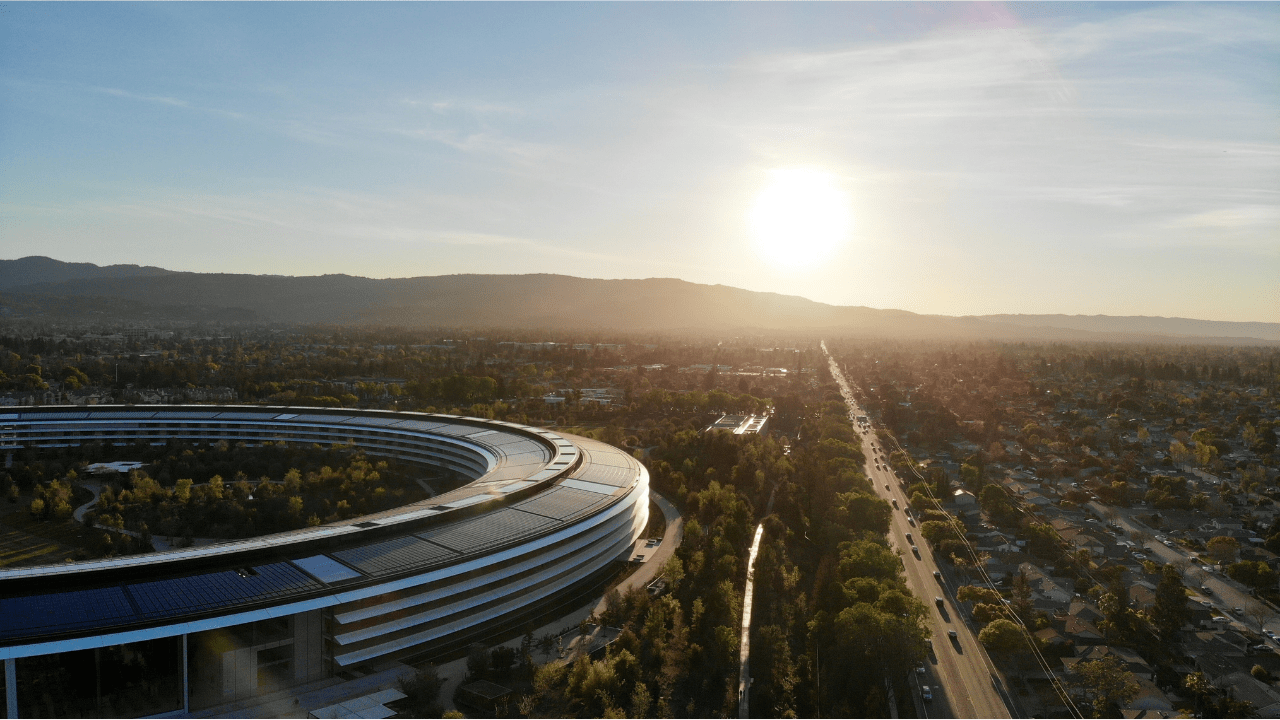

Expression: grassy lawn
xmin=0 ymin=494 xmax=111 ymax=568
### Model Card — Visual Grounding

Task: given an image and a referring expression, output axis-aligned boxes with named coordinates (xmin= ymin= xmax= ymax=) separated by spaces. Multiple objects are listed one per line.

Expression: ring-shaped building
xmin=0 ymin=405 xmax=649 ymax=718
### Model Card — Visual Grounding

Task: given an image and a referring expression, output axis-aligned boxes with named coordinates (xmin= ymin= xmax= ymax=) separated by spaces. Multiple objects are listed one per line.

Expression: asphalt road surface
xmin=1083 ymin=501 xmax=1280 ymax=638
xmin=824 ymin=344 xmax=1013 ymax=719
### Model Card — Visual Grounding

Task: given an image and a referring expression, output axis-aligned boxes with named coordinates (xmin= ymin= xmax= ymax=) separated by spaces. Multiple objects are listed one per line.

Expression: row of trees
xmin=515 ymin=376 xmax=929 ymax=717
xmin=90 ymin=453 xmax=418 ymax=540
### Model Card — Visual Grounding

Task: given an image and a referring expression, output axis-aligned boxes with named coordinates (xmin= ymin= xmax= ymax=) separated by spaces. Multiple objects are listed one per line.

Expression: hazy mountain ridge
xmin=1 ymin=258 xmax=1274 ymax=343
xmin=0 ymin=256 xmax=176 ymax=291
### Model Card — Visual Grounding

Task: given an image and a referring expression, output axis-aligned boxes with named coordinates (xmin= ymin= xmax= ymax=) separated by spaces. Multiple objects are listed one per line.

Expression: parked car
xmin=1202 ymin=586 xmax=1213 ymax=595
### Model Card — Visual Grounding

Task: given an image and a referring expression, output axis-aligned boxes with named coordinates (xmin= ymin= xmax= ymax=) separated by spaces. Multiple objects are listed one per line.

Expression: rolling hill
xmin=0 ymin=257 xmax=1274 ymax=344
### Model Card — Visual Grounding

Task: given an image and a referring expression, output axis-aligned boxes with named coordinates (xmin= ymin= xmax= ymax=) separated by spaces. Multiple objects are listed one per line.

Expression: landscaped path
xmin=737 ymin=522 xmax=765 ymax=718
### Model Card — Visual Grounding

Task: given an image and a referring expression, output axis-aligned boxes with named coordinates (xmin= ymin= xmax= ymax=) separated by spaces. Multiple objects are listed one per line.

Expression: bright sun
xmin=748 ymin=167 xmax=852 ymax=269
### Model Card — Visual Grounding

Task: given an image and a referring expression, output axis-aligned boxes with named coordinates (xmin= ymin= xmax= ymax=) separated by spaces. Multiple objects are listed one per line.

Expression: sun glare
xmin=748 ymin=167 xmax=852 ymax=269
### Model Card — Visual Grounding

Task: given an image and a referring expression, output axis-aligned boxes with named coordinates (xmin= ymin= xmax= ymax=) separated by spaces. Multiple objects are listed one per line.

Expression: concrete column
xmin=182 ymin=635 xmax=189 ymax=714
xmin=5 ymin=657 xmax=17 ymax=719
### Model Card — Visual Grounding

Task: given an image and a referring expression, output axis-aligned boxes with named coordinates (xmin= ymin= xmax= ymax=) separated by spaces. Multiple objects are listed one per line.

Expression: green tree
xmin=1150 ymin=565 xmax=1191 ymax=642
xmin=1069 ymin=655 xmax=1140 ymax=718
xmin=978 ymin=619 xmax=1025 ymax=654
xmin=1183 ymin=671 xmax=1213 ymax=717
xmin=1227 ymin=560 xmax=1278 ymax=591
xmin=1206 ymin=536 xmax=1240 ymax=564
xmin=398 ymin=665 xmax=445 ymax=717
xmin=1011 ymin=570 xmax=1033 ymax=623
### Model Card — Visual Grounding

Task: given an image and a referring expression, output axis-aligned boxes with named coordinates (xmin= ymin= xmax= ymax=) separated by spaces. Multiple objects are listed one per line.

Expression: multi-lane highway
xmin=824 ymin=343 xmax=1012 ymax=719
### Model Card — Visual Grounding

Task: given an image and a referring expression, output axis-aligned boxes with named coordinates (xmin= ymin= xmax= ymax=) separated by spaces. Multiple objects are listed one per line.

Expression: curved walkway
xmin=71 ymin=480 xmax=103 ymax=523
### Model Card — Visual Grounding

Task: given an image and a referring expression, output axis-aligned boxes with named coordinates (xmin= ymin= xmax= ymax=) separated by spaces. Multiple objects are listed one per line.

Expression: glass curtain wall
xmin=188 ymin=610 xmax=325 ymax=711
xmin=14 ymin=637 xmax=182 ymax=718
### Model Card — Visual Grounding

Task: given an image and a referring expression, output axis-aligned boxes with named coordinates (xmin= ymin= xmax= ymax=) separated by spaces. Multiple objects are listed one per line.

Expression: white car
xmin=1134 ymin=553 xmax=1147 ymax=560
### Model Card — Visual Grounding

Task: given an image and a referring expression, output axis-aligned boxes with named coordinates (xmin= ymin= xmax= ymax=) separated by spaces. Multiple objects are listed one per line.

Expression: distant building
xmin=705 ymin=414 xmax=770 ymax=436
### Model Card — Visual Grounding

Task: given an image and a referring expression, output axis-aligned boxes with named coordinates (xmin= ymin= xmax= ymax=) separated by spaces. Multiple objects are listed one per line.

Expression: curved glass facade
xmin=0 ymin=406 xmax=648 ymax=717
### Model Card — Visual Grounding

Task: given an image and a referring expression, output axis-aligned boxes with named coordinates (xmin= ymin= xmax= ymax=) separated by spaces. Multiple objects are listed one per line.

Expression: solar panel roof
xmin=571 ymin=463 xmax=634 ymax=487
xmin=333 ymin=536 xmax=458 ymax=578
xmin=0 ymin=586 xmax=136 ymax=641
xmin=560 ymin=479 xmax=620 ymax=496
xmin=291 ymin=556 xmax=364 ymax=584
xmin=288 ymin=414 xmax=355 ymax=424
xmin=340 ymin=416 xmax=404 ymax=426
xmin=214 ymin=411 xmax=276 ymax=420
xmin=392 ymin=419 xmax=448 ymax=432
xmin=128 ymin=562 xmax=323 ymax=620
xmin=22 ymin=411 xmax=89 ymax=420
xmin=422 ymin=508 xmax=558 ymax=554
xmin=514 ymin=487 xmax=609 ymax=521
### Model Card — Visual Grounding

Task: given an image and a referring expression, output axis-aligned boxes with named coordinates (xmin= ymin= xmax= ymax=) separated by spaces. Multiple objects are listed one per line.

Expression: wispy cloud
xmin=94 ymin=86 xmax=190 ymax=108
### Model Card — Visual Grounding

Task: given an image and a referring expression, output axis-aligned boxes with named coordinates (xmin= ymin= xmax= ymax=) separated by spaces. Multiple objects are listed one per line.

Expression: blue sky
xmin=2 ymin=2 xmax=1276 ymax=322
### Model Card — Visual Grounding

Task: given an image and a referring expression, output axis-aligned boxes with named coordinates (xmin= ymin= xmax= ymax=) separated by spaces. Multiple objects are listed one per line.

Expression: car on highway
xmin=885 ymin=484 xmax=890 ymax=491
xmin=1164 ymin=540 xmax=1176 ymax=547
xmin=1134 ymin=553 xmax=1146 ymax=560
xmin=933 ymin=571 xmax=943 ymax=582
xmin=1200 ymin=600 xmax=1213 ymax=607
xmin=906 ymin=533 xmax=915 ymax=545
xmin=1202 ymin=586 xmax=1213 ymax=595
xmin=935 ymin=597 xmax=945 ymax=609
xmin=912 ymin=546 xmax=922 ymax=560
xmin=1234 ymin=607 xmax=1244 ymax=616
xmin=907 ymin=516 xmax=916 ymax=526
xmin=916 ymin=664 xmax=926 ymax=675
xmin=948 ymin=629 xmax=958 ymax=640
xmin=892 ymin=499 xmax=899 ymax=509
xmin=921 ymin=686 xmax=932 ymax=702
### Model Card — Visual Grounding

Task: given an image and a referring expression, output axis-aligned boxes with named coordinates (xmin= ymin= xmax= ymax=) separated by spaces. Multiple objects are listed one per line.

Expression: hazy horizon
xmin=2 ymin=3 xmax=1276 ymax=323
